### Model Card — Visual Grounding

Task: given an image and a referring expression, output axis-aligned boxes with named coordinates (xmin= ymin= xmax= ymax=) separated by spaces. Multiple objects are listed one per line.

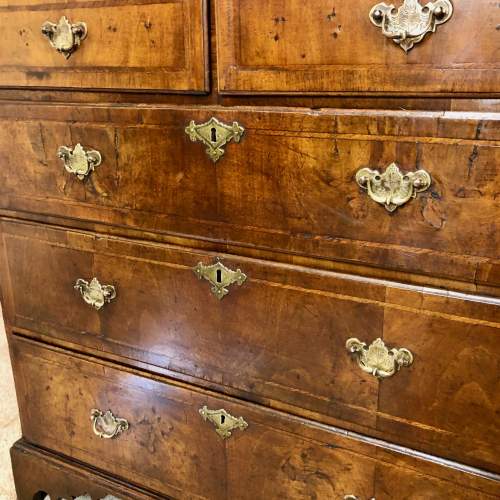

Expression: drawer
xmin=1 ymin=219 xmax=499 ymax=473
xmin=216 ymin=0 xmax=500 ymax=95
xmin=12 ymin=441 xmax=162 ymax=500
xmin=0 ymin=105 xmax=499 ymax=287
xmin=11 ymin=337 xmax=500 ymax=499
xmin=0 ymin=0 xmax=208 ymax=91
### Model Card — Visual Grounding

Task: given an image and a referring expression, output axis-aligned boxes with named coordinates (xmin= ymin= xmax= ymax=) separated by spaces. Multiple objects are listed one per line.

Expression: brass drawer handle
xmin=91 ymin=409 xmax=129 ymax=439
xmin=199 ymin=406 xmax=248 ymax=439
xmin=194 ymin=258 xmax=247 ymax=300
xmin=58 ymin=143 xmax=102 ymax=180
xmin=345 ymin=496 xmax=376 ymax=500
xmin=356 ymin=163 xmax=431 ymax=212
xmin=346 ymin=338 xmax=414 ymax=379
xmin=370 ymin=0 xmax=453 ymax=52
xmin=41 ymin=16 xmax=87 ymax=59
xmin=75 ymin=278 xmax=116 ymax=310
xmin=185 ymin=117 xmax=244 ymax=162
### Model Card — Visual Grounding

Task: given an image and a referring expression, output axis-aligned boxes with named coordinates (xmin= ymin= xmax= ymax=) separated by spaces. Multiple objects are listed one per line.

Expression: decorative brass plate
xmin=58 ymin=143 xmax=102 ymax=180
xmin=369 ymin=0 xmax=453 ymax=52
xmin=41 ymin=16 xmax=87 ymax=59
xmin=75 ymin=278 xmax=116 ymax=310
xmin=90 ymin=409 xmax=129 ymax=439
xmin=193 ymin=258 xmax=247 ymax=300
xmin=185 ymin=117 xmax=244 ymax=162
xmin=356 ymin=163 xmax=431 ymax=212
xmin=199 ymin=406 xmax=248 ymax=439
xmin=346 ymin=338 xmax=414 ymax=379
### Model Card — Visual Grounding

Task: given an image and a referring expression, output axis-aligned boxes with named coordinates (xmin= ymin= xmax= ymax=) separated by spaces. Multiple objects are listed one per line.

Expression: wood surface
xmin=0 ymin=0 xmax=208 ymax=91
xmin=216 ymin=0 xmax=500 ymax=95
xmin=10 ymin=336 xmax=500 ymax=499
xmin=1 ymin=218 xmax=499 ymax=473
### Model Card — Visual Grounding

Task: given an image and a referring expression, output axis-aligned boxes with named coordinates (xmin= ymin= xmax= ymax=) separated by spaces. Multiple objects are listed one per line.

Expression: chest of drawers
xmin=0 ymin=1 xmax=499 ymax=499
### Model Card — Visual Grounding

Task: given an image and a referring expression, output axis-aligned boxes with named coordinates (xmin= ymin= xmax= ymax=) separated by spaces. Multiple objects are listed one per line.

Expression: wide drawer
xmin=216 ymin=0 xmax=499 ymax=95
xmin=1 ymin=219 xmax=499 ymax=473
xmin=0 ymin=0 xmax=208 ymax=91
xmin=11 ymin=337 xmax=500 ymax=499
xmin=0 ymin=104 xmax=499 ymax=288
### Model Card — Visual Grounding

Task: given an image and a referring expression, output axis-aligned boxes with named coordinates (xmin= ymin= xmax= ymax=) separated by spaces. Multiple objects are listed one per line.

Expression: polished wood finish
xmin=10 ymin=337 xmax=500 ymax=499
xmin=0 ymin=0 xmax=208 ymax=91
xmin=0 ymin=104 xmax=498 ymax=288
xmin=216 ymin=0 xmax=500 ymax=95
xmin=1 ymin=218 xmax=499 ymax=473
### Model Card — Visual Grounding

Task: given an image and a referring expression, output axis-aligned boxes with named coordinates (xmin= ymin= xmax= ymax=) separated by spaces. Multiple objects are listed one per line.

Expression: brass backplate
xmin=58 ymin=143 xmax=102 ymax=180
xmin=199 ymin=406 xmax=248 ymax=439
xmin=75 ymin=277 xmax=116 ymax=310
xmin=90 ymin=409 xmax=129 ymax=439
xmin=41 ymin=16 xmax=87 ymax=59
xmin=193 ymin=259 xmax=247 ymax=299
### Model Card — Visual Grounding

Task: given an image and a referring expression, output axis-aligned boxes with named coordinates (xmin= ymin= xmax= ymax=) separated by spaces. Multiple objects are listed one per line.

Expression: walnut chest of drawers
xmin=0 ymin=1 xmax=499 ymax=499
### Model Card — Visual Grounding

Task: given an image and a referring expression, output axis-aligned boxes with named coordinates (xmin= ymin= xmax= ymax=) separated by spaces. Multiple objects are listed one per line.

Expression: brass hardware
xmin=41 ymin=16 xmax=87 ymax=59
xmin=185 ymin=117 xmax=244 ymax=162
xmin=346 ymin=338 xmax=414 ymax=379
xmin=199 ymin=406 xmax=248 ymax=439
xmin=75 ymin=278 xmax=116 ymax=310
xmin=90 ymin=409 xmax=129 ymax=439
xmin=356 ymin=163 xmax=431 ymax=212
xmin=58 ymin=143 xmax=102 ymax=180
xmin=369 ymin=0 xmax=453 ymax=52
xmin=193 ymin=258 xmax=247 ymax=300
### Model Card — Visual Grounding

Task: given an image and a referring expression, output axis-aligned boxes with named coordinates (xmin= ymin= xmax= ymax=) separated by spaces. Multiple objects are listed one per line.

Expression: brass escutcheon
xmin=199 ymin=406 xmax=248 ymax=439
xmin=346 ymin=338 xmax=414 ymax=379
xmin=41 ymin=16 xmax=87 ymax=59
xmin=370 ymin=0 xmax=453 ymax=52
xmin=91 ymin=409 xmax=129 ymax=439
xmin=185 ymin=117 xmax=244 ymax=162
xmin=58 ymin=143 xmax=102 ymax=180
xmin=193 ymin=258 xmax=247 ymax=300
xmin=75 ymin=277 xmax=116 ymax=310
xmin=356 ymin=163 xmax=431 ymax=212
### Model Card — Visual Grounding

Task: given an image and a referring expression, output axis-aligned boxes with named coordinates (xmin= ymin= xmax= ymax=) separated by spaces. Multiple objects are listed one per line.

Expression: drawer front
xmin=0 ymin=105 xmax=499 ymax=287
xmin=0 ymin=0 xmax=208 ymax=91
xmin=12 ymin=441 xmax=162 ymax=500
xmin=11 ymin=338 xmax=500 ymax=500
xmin=216 ymin=0 xmax=499 ymax=94
xmin=2 ymin=219 xmax=499 ymax=472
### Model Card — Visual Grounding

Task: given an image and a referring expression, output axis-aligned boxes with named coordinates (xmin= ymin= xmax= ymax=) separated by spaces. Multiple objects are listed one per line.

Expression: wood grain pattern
xmin=1 ymin=218 xmax=499 ymax=473
xmin=0 ymin=104 xmax=498 ymax=288
xmin=0 ymin=0 xmax=208 ymax=91
xmin=10 ymin=337 xmax=500 ymax=499
xmin=216 ymin=0 xmax=500 ymax=95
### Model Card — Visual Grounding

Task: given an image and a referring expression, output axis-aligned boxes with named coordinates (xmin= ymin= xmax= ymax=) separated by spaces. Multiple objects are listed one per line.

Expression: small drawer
xmin=0 ymin=0 xmax=208 ymax=91
xmin=1 ymin=219 xmax=499 ymax=473
xmin=11 ymin=337 xmax=500 ymax=500
xmin=0 ymin=104 xmax=498 ymax=287
xmin=216 ymin=0 xmax=499 ymax=94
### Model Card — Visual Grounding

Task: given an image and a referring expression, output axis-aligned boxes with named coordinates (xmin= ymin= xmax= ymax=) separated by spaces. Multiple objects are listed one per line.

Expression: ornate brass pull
xmin=356 ymin=163 xmax=431 ymax=212
xmin=193 ymin=258 xmax=247 ymax=300
xmin=199 ymin=406 xmax=248 ymax=439
xmin=370 ymin=0 xmax=453 ymax=52
xmin=345 ymin=496 xmax=376 ymax=500
xmin=41 ymin=16 xmax=87 ymax=59
xmin=75 ymin=278 xmax=116 ymax=310
xmin=346 ymin=338 xmax=414 ymax=379
xmin=185 ymin=117 xmax=244 ymax=162
xmin=58 ymin=143 xmax=102 ymax=180
xmin=91 ymin=409 xmax=129 ymax=439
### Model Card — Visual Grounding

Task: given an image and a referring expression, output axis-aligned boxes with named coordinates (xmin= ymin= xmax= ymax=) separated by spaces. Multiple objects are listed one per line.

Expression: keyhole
xmin=211 ymin=127 xmax=217 ymax=143
xmin=220 ymin=415 xmax=226 ymax=425
xmin=216 ymin=269 xmax=223 ymax=283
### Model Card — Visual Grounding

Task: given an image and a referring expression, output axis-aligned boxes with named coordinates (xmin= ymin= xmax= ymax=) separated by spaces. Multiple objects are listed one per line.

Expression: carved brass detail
xmin=356 ymin=163 xmax=431 ymax=212
xmin=370 ymin=0 xmax=453 ymax=52
xmin=193 ymin=258 xmax=247 ymax=300
xmin=199 ymin=406 xmax=248 ymax=439
xmin=185 ymin=117 xmax=244 ymax=162
xmin=58 ymin=143 xmax=102 ymax=180
xmin=75 ymin=278 xmax=116 ymax=310
xmin=346 ymin=338 xmax=414 ymax=379
xmin=90 ymin=409 xmax=129 ymax=439
xmin=41 ymin=16 xmax=87 ymax=58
